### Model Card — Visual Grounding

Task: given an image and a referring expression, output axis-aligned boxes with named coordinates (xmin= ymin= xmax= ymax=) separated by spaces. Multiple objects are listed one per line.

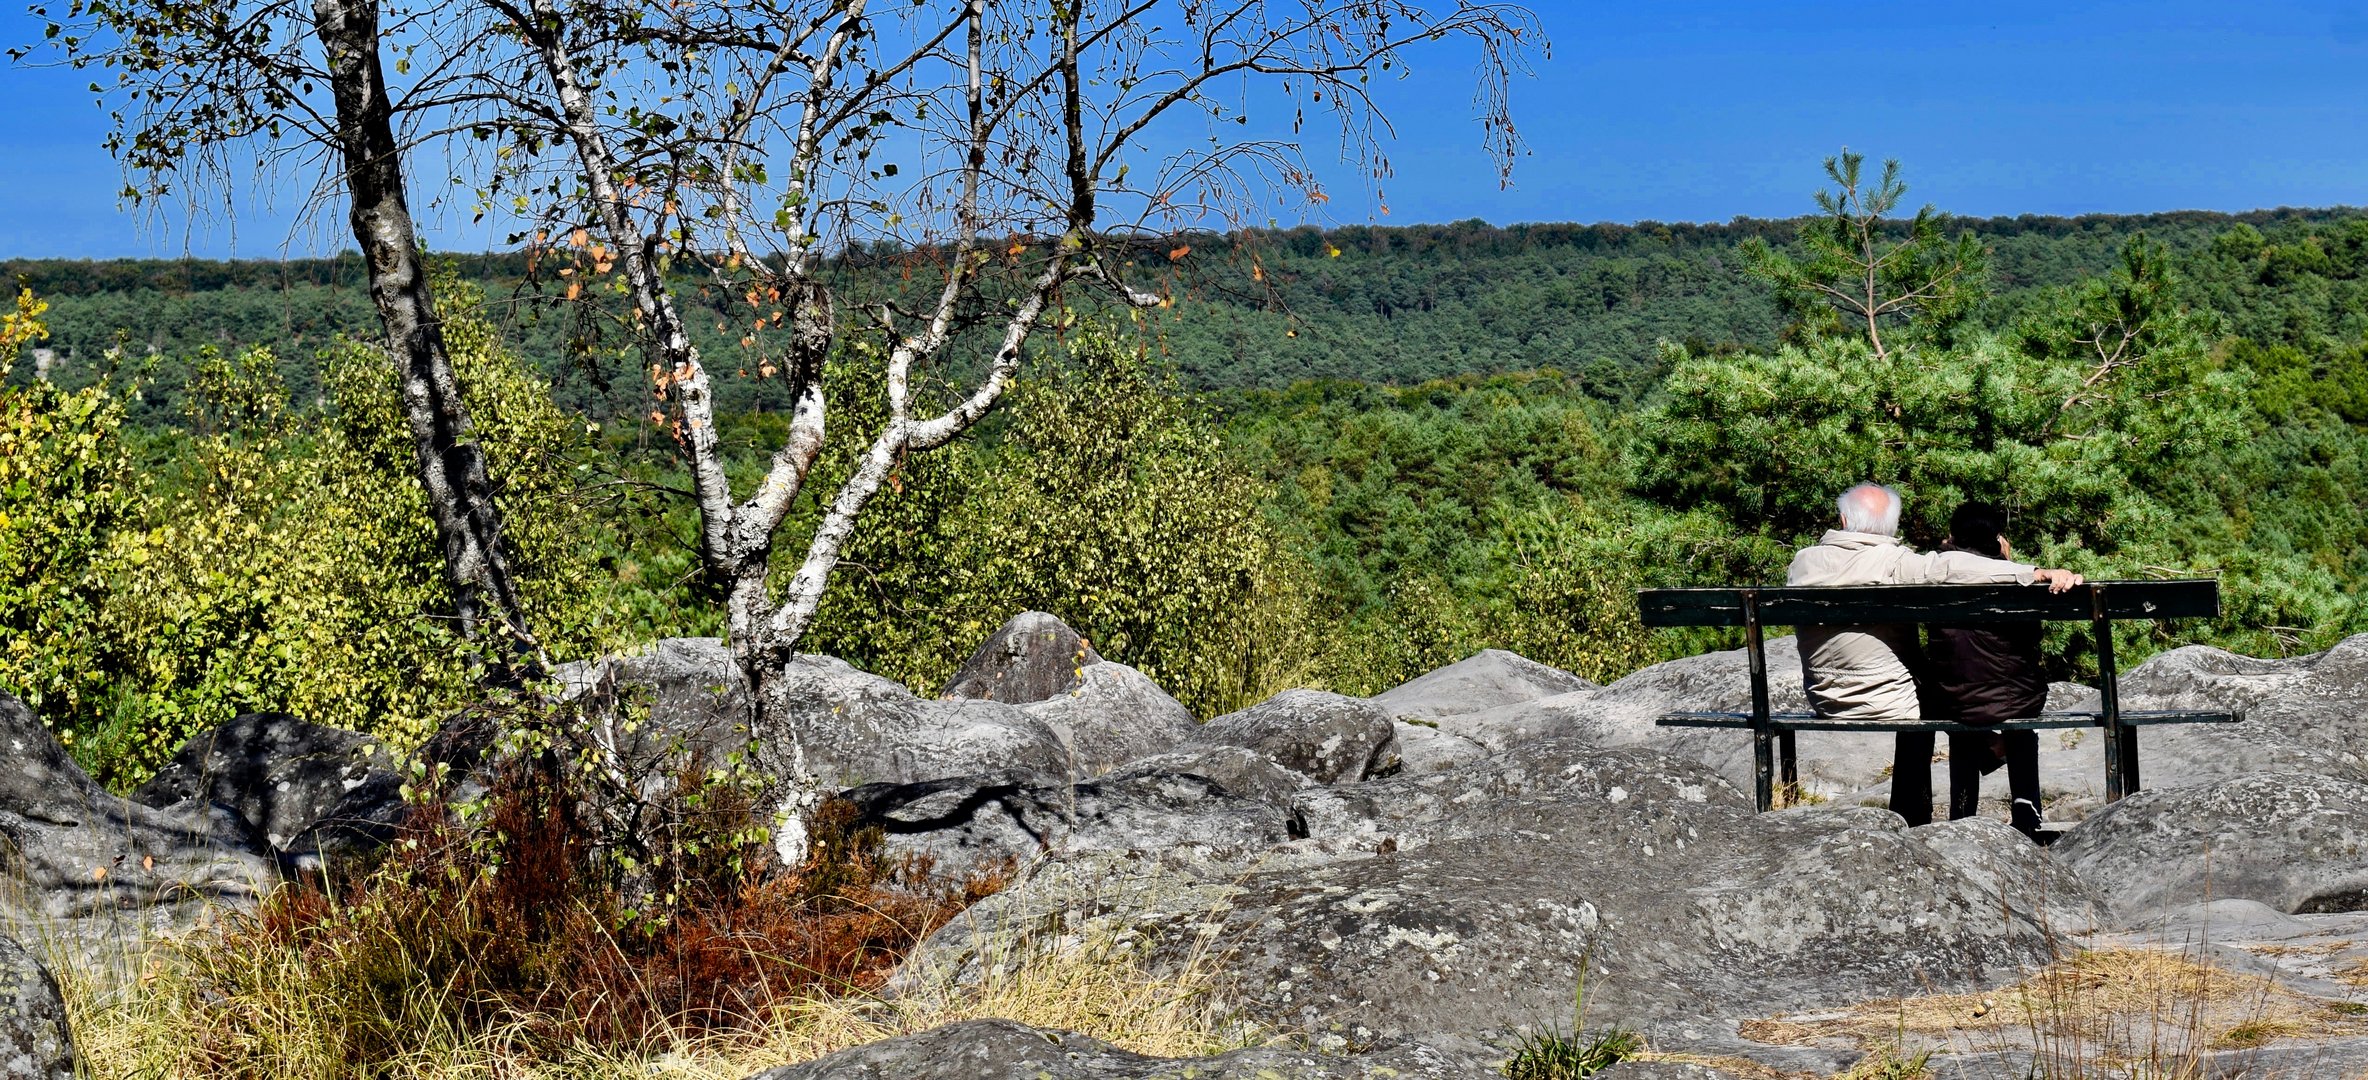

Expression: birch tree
xmin=23 ymin=0 xmax=546 ymax=675
xmin=461 ymin=0 xmax=1538 ymax=837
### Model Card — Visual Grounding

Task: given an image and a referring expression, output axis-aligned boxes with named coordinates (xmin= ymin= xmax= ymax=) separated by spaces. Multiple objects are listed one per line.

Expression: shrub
xmin=2 ymin=277 xmax=624 ymax=784
xmin=800 ymin=323 xmax=1322 ymax=716
xmin=106 ymin=718 xmax=1004 ymax=1077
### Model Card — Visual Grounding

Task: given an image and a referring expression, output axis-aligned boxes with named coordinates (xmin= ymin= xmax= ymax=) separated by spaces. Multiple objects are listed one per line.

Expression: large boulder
xmin=942 ymin=612 xmax=1104 ymax=705
xmin=917 ymin=743 xmax=2066 ymax=1043
xmin=1108 ymin=746 xmax=1312 ymax=809
xmin=764 ymin=655 xmax=1073 ymax=787
xmin=841 ymin=771 xmax=1292 ymax=883
xmin=554 ymin=637 xmax=755 ymax=769
xmin=571 ymin=642 xmax=1074 ymax=789
xmin=0 ymin=694 xmax=274 ymax=932
xmin=1387 ymin=721 xmax=1490 ymax=777
xmin=1016 ymin=661 xmax=1198 ymax=778
xmin=1163 ymin=690 xmax=1398 ymax=785
xmin=0 ymin=935 xmax=71 ymax=1080
xmin=130 ymin=712 xmax=404 ymax=862
xmin=2054 ymin=772 xmax=2368 ymax=924
xmin=1369 ymin=649 xmax=1594 ymax=722
xmin=740 ymin=1018 xmax=1498 ymax=1079
xmin=1432 ymin=636 xmax=1899 ymax=799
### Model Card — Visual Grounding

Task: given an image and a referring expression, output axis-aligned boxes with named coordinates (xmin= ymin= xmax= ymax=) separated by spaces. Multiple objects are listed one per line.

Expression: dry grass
xmin=56 ymin=915 xmax=1245 ymax=1080
xmin=27 ymin=742 xmax=1251 ymax=1080
xmin=1738 ymin=948 xmax=2368 ymax=1078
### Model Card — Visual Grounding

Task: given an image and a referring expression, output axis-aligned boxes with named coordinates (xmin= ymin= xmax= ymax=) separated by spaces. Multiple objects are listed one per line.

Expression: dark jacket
xmin=1924 ymin=543 xmax=2048 ymax=725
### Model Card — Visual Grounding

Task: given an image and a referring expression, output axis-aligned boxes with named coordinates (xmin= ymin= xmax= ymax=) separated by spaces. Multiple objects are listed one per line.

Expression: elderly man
xmin=1788 ymin=483 xmax=2082 ymax=825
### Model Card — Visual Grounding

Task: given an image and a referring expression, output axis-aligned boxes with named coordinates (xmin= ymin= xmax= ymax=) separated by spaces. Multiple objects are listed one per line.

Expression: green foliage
xmin=1737 ymin=151 xmax=1987 ymax=355
xmin=0 ymin=377 xmax=144 ymax=728
xmin=1501 ymin=1027 xmax=1640 ymax=1080
xmin=799 ymin=324 xmax=1322 ymax=716
xmin=0 ymin=280 xmax=623 ymax=785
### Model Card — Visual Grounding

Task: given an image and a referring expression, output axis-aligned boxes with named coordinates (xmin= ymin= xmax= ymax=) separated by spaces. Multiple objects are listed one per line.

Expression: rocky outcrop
xmin=740 ymin=1018 xmax=1499 ymax=1079
xmin=764 ymin=655 xmax=1073 ymax=787
xmin=942 ymin=612 xmax=1104 ymax=705
xmin=916 ymin=743 xmax=2066 ymax=1042
xmin=1911 ymin=816 xmax=2101 ymax=934
xmin=2054 ymin=772 xmax=2368 ymax=924
xmin=0 ymin=694 xmax=274 ymax=929
xmin=1109 ymin=746 xmax=1311 ymax=809
xmin=1387 ymin=721 xmax=1490 ymax=776
xmin=0 ymin=935 xmax=71 ymax=1080
xmin=1369 ymin=649 xmax=1594 ymax=722
xmin=555 ymin=637 xmax=756 ymax=769
xmin=574 ymin=635 xmax=1191 ymax=786
xmin=130 ymin=712 xmax=404 ymax=863
xmin=842 ymin=772 xmax=1292 ymax=883
xmin=1162 ymin=691 xmax=1398 ymax=785
xmin=1018 ymin=661 xmax=1198 ymax=778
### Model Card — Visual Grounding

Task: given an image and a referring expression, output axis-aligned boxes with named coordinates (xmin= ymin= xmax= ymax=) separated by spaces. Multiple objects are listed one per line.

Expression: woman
xmin=1925 ymin=503 xmax=2048 ymax=841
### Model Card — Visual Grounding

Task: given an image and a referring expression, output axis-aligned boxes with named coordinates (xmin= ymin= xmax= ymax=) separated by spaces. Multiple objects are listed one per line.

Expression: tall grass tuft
xmin=56 ymin=742 xmax=1026 ymax=1078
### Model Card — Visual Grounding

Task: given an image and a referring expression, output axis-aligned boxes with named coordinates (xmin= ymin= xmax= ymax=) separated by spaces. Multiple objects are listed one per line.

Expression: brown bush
xmin=191 ymin=746 xmax=1006 ymax=1068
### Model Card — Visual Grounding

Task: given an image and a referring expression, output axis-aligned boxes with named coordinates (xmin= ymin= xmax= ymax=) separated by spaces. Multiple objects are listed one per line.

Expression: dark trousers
xmin=1890 ymin=729 xmax=2044 ymax=835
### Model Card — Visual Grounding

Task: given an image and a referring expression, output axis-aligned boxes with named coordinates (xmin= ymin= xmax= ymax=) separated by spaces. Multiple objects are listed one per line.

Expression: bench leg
xmin=1753 ymin=726 xmax=1774 ymax=813
xmin=2102 ymin=724 xmax=2123 ymax=802
xmin=2119 ymin=724 xmax=2141 ymax=795
xmin=1779 ymin=729 xmax=1799 ymax=806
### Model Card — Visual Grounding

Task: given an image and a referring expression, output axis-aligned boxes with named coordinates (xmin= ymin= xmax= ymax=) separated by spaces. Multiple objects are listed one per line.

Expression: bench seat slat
xmin=1655 ymin=709 xmax=2239 ymax=733
xmin=1637 ymin=579 xmax=2219 ymax=628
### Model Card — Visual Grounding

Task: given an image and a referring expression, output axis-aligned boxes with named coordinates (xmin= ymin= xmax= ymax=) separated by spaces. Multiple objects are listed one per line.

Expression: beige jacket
xmin=1785 ymin=530 xmax=2038 ymax=721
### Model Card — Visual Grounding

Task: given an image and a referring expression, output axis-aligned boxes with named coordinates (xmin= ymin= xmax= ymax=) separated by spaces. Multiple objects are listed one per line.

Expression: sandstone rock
xmin=1288 ymin=739 xmax=1734 ymax=851
xmin=566 ymin=640 xmax=1077 ymax=788
xmin=554 ymin=637 xmax=754 ymax=767
xmin=0 ymin=935 xmax=70 ymax=1080
xmin=2054 ymin=772 xmax=2368 ymax=924
xmin=1018 ymin=661 xmax=1198 ymax=777
xmin=0 ymin=694 xmax=274 ymax=929
xmin=130 ymin=712 xmax=404 ymax=860
xmin=741 ymin=1018 xmax=1499 ymax=1079
xmin=918 ymin=744 xmax=2063 ymax=1041
xmin=746 ymin=654 xmax=1070 ymax=788
xmin=1370 ymin=649 xmax=1594 ymax=721
xmin=1385 ymin=720 xmax=1489 ymax=776
xmin=1909 ymin=817 xmax=2102 ymax=934
xmin=1179 ymin=690 xmax=1398 ymax=785
xmin=841 ymin=771 xmax=1292 ymax=882
xmin=942 ymin=612 xmax=1103 ymax=705
xmin=1426 ymin=637 xmax=1898 ymax=800
xmin=1109 ymin=746 xmax=1311 ymax=808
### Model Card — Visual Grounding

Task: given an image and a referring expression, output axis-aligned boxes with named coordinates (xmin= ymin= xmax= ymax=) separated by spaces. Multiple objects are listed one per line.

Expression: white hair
xmin=1837 ymin=483 xmax=1903 ymax=535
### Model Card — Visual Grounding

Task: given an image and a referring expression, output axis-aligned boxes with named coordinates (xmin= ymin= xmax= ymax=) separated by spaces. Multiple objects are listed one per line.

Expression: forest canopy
xmin=9 ymin=195 xmax=2368 ymax=782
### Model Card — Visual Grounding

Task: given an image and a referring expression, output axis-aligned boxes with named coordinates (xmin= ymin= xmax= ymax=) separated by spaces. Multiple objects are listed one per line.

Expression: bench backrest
xmin=1636 ymin=579 xmax=2219 ymax=629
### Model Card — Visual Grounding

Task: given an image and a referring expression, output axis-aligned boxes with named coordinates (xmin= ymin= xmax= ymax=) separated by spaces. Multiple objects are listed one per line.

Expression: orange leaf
xmin=565 ymin=281 xmax=581 ymax=300
xmin=1252 ymin=262 xmax=1265 ymax=282
xmin=570 ymin=227 xmax=589 ymax=248
xmin=1168 ymin=245 xmax=1191 ymax=261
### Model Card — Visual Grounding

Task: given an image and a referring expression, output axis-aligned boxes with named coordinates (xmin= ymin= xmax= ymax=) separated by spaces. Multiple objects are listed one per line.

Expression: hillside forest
xmin=8 ymin=172 xmax=2368 ymax=787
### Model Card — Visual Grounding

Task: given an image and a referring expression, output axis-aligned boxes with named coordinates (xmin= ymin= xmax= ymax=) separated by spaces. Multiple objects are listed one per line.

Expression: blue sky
xmin=3 ymin=0 xmax=2367 ymax=258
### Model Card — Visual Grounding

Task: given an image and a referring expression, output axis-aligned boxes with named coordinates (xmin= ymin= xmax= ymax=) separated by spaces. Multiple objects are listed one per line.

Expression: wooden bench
xmin=1636 ymin=579 xmax=2241 ymax=812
